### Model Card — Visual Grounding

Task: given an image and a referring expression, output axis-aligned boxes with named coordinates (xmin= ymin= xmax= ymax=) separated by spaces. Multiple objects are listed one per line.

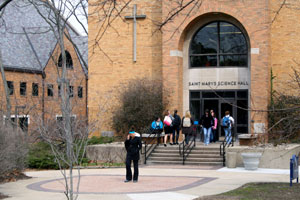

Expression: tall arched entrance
xmin=182 ymin=13 xmax=250 ymax=140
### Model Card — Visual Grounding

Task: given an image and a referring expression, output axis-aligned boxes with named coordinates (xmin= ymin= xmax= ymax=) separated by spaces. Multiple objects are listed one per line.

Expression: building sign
xmin=189 ymin=81 xmax=249 ymax=87
xmin=186 ymin=68 xmax=250 ymax=90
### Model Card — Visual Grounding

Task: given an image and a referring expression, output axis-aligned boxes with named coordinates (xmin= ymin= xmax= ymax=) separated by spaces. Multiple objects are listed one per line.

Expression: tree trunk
xmin=0 ymin=49 xmax=12 ymax=124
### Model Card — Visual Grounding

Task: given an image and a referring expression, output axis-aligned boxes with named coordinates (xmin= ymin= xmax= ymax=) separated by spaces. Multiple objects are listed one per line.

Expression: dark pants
xmin=211 ymin=128 xmax=217 ymax=142
xmin=126 ymin=158 xmax=139 ymax=181
xmin=173 ymin=126 xmax=180 ymax=143
xmin=154 ymin=129 xmax=162 ymax=144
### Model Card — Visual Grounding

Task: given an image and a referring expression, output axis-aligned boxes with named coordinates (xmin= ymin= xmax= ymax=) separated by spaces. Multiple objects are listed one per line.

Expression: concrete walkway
xmin=0 ymin=165 xmax=293 ymax=200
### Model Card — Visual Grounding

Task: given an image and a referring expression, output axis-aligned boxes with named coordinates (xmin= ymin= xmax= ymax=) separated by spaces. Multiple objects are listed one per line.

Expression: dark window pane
xmin=78 ymin=86 xmax=83 ymax=98
xmin=56 ymin=116 xmax=63 ymax=122
xmin=190 ymin=92 xmax=200 ymax=99
xmin=202 ymin=92 xmax=218 ymax=98
xmin=19 ymin=117 xmax=28 ymax=132
xmin=20 ymin=82 xmax=26 ymax=96
xmin=69 ymin=86 xmax=74 ymax=97
xmin=190 ymin=100 xmax=200 ymax=121
xmin=58 ymin=85 xmax=61 ymax=97
xmin=47 ymin=84 xmax=53 ymax=97
xmin=32 ymin=83 xmax=39 ymax=96
xmin=58 ymin=51 xmax=73 ymax=69
xmin=219 ymin=22 xmax=247 ymax=54
xmin=7 ymin=81 xmax=14 ymax=95
xmin=216 ymin=91 xmax=235 ymax=98
xmin=190 ymin=55 xmax=217 ymax=67
xmin=237 ymin=100 xmax=248 ymax=124
xmin=190 ymin=22 xmax=218 ymax=54
xmin=237 ymin=90 xmax=248 ymax=98
xmin=220 ymin=55 xmax=247 ymax=66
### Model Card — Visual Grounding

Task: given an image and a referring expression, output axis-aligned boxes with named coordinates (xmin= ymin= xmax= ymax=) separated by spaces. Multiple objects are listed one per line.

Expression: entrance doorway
xmin=190 ymin=90 xmax=248 ymax=140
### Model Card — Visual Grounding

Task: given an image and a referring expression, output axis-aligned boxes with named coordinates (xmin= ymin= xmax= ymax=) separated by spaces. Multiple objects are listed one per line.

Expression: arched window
xmin=190 ymin=21 xmax=248 ymax=68
xmin=58 ymin=51 xmax=73 ymax=69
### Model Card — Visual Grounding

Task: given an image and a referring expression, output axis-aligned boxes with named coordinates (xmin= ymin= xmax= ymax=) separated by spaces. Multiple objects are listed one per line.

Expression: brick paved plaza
xmin=0 ymin=165 xmax=293 ymax=200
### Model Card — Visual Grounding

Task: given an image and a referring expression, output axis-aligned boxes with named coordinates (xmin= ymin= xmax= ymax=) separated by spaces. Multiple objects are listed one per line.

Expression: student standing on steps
xmin=172 ymin=110 xmax=181 ymax=145
xmin=222 ymin=111 xmax=235 ymax=144
xmin=163 ymin=110 xmax=174 ymax=146
xmin=181 ymin=110 xmax=194 ymax=144
xmin=124 ymin=126 xmax=142 ymax=183
xmin=200 ymin=109 xmax=214 ymax=146
xmin=210 ymin=109 xmax=218 ymax=142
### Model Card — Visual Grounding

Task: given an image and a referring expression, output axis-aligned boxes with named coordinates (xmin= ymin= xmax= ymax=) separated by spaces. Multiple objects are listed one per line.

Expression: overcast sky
xmin=54 ymin=0 xmax=88 ymax=36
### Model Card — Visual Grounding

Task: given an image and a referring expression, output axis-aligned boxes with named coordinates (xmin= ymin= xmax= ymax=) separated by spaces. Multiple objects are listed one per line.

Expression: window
xmin=58 ymin=51 xmax=73 ymax=69
xmin=47 ymin=84 xmax=54 ymax=97
xmin=69 ymin=86 xmax=74 ymax=97
xmin=7 ymin=81 xmax=14 ymax=95
xmin=78 ymin=86 xmax=83 ymax=98
xmin=3 ymin=115 xmax=29 ymax=132
xmin=19 ymin=116 xmax=29 ymax=132
xmin=32 ymin=83 xmax=39 ymax=96
xmin=190 ymin=21 xmax=248 ymax=68
xmin=58 ymin=85 xmax=61 ymax=97
xmin=20 ymin=82 xmax=26 ymax=96
xmin=56 ymin=115 xmax=76 ymax=122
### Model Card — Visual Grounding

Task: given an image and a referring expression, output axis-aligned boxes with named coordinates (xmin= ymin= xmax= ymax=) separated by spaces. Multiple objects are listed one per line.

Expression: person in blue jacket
xmin=151 ymin=117 xmax=163 ymax=144
xmin=151 ymin=117 xmax=163 ymax=132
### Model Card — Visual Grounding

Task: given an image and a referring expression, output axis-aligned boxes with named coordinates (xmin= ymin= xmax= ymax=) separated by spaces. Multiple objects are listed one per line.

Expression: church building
xmin=88 ymin=0 xmax=300 ymax=138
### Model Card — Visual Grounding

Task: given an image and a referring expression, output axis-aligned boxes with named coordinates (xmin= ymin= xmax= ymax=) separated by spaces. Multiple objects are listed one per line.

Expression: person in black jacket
xmin=172 ymin=110 xmax=181 ymax=145
xmin=124 ymin=126 xmax=142 ymax=183
xmin=200 ymin=109 xmax=214 ymax=146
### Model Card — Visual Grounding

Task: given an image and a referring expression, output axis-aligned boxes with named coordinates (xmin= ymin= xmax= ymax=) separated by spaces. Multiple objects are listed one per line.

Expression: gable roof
xmin=0 ymin=1 xmax=88 ymax=74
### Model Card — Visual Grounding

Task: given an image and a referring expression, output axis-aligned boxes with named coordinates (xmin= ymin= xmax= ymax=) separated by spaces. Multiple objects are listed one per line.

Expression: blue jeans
xmin=224 ymin=127 xmax=232 ymax=144
xmin=203 ymin=127 xmax=211 ymax=145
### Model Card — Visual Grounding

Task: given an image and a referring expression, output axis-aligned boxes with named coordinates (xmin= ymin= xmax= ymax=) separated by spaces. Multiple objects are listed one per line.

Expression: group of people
xmin=151 ymin=110 xmax=195 ymax=147
xmin=200 ymin=109 xmax=235 ymax=145
xmin=150 ymin=109 xmax=235 ymax=146
xmin=123 ymin=109 xmax=235 ymax=183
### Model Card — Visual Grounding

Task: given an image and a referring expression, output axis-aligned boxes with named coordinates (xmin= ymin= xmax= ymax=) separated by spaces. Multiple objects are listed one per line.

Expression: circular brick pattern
xmin=27 ymin=174 xmax=216 ymax=194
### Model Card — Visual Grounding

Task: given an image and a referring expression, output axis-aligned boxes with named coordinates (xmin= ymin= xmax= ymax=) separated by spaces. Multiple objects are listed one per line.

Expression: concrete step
xmin=146 ymin=160 xmax=223 ymax=166
xmin=151 ymin=152 xmax=221 ymax=158
xmin=149 ymin=156 xmax=223 ymax=162
xmin=154 ymin=149 xmax=220 ymax=155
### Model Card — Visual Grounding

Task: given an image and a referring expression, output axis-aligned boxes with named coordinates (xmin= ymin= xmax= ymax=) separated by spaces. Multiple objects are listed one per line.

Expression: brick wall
xmin=88 ymin=0 xmax=162 ymax=136
xmin=270 ymin=0 xmax=300 ymax=95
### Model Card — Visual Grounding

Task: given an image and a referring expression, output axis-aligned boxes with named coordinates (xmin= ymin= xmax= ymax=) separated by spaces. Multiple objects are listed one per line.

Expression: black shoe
xmin=124 ymin=180 xmax=131 ymax=183
xmin=164 ymin=144 xmax=167 ymax=147
xmin=176 ymin=142 xmax=179 ymax=145
xmin=133 ymin=180 xmax=138 ymax=183
xmin=170 ymin=143 xmax=173 ymax=145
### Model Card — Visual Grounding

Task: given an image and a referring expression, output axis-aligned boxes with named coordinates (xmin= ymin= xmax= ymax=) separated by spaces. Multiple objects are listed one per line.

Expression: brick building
xmin=0 ymin=2 xmax=88 ymax=134
xmin=89 ymin=0 xmax=300 ymax=138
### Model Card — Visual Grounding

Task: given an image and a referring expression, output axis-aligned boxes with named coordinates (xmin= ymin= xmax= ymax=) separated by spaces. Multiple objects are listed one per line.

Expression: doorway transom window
xmin=190 ymin=21 xmax=248 ymax=68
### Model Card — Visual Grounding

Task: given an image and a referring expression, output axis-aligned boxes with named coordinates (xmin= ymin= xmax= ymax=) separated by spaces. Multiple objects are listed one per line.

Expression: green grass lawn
xmin=196 ymin=182 xmax=300 ymax=200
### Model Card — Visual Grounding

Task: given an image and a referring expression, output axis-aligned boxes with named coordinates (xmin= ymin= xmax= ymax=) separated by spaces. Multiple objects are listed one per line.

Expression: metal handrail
xmin=219 ymin=127 xmax=235 ymax=166
xmin=179 ymin=126 xmax=197 ymax=165
xmin=142 ymin=128 xmax=161 ymax=164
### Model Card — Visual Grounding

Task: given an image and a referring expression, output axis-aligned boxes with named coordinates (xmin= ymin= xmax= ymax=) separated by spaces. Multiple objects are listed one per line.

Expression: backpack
xmin=222 ymin=116 xmax=230 ymax=127
xmin=173 ymin=115 xmax=181 ymax=127
xmin=183 ymin=117 xmax=191 ymax=127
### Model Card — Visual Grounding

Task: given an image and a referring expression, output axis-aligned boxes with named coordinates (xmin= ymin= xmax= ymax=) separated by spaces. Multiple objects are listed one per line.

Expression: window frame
xmin=189 ymin=21 xmax=249 ymax=68
xmin=7 ymin=81 xmax=14 ymax=95
xmin=58 ymin=51 xmax=74 ymax=69
xmin=47 ymin=84 xmax=54 ymax=97
xmin=78 ymin=86 xmax=83 ymax=98
xmin=20 ymin=82 xmax=27 ymax=96
xmin=69 ymin=85 xmax=74 ymax=98
xmin=32 ymin=83 xmax=39 ymax=96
